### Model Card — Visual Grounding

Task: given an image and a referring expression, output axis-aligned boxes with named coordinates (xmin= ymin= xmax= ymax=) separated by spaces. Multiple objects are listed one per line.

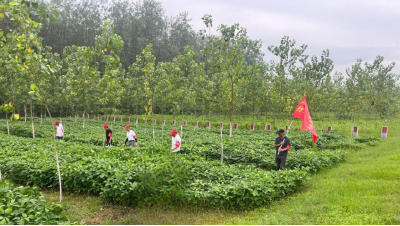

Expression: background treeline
xmin=0 ymin=0 xmax=399 ymax=131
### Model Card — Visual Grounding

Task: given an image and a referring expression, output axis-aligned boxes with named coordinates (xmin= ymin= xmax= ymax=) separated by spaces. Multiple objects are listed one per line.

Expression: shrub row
xmin=0 ymin=134 xmax=309 ymax=208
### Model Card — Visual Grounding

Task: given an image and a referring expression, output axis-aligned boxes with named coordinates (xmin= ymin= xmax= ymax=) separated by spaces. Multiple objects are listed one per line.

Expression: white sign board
xmin=353 ymin=126 xmax=359 ymax=138
xmin=381 ymin=126 xmax=388 ymax=139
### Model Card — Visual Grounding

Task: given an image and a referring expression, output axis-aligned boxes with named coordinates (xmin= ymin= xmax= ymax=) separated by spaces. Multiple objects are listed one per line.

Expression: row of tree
xmin=1 ymin=0 xmax=399 ymax=136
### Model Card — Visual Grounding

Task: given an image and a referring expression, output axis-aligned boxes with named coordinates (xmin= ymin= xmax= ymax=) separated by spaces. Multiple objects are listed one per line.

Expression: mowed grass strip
xmin=42 ymin=191 xmax=241 ymax=225
xmin=228 ymin=138 xmax=400 ymax=225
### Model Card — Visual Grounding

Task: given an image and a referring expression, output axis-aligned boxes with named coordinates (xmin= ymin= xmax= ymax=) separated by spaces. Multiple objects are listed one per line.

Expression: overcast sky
xmin=160 ymin=0 xmax=400 ymax=75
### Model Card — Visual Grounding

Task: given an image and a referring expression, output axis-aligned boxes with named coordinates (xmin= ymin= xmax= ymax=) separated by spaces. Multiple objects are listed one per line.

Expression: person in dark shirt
xmin=103 ymin=124 xmax=113 ymax=146
xmin=274 ymin=129 xmax=291 ymax=170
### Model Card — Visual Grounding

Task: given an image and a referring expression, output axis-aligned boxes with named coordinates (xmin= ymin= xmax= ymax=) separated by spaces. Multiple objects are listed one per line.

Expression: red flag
xmin=292 ymin=96 xmax=318 ymax=143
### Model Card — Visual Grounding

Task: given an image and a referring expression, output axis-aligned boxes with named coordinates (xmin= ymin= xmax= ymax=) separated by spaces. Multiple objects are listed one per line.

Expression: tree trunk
xmin=365 ymin=106 xmax=371 ymax=134
xmin=24 ymin=105 xmax=27 ymax=122
xmin=152 ymin=98 xmax=155 ymax=148
xmin=30 ymin=98 xmax=35 ymax=138
xmin=252 ymin=104 xmax=255 ymax=124
xmin=229 ymin=78 xmax=234 ymax=137
xmin=265 ymin=104 xmax=268 ymax=123
xmin=220 ymin=126 xmax=224 ymax=163
xmin=181 ymin=101 xmax=184 ymax=126
xmin=43 ymin=101 xmax=63 ymax=204
xmin=83 ymin=93 xmax=86 ymax=129
xmin=6 ymin=112 xmax=9 ymax=135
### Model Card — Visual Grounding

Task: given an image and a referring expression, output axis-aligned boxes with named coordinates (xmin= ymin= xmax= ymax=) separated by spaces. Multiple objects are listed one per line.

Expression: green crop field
xmin=1 ymin=0 xmax=400 ymax=224
xmin=1 ymin=117 xmax=398 ymax=224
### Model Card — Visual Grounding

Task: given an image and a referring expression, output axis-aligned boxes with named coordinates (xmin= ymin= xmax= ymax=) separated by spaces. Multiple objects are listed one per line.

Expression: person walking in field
xmin=170 ymin=129 xmax=181 ymax=153
xmin=103 ymin=124 xmax=113 ymax=146
xmin=55 ymin=121 xmax=64 ymax=140
xmin=123 ymin=125 xmax=137 ymax=147
xmin=274 ymin=129 xmax=291 ymax=170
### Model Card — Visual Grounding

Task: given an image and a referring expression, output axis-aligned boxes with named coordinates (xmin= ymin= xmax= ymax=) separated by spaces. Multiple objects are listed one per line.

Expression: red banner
xmin=292 ymin=96 xmax=318 ymax=143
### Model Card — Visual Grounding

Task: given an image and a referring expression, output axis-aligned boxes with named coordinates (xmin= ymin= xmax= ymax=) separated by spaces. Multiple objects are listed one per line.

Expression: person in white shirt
xmin=55 ymin=121 xmax=64 ymax=140
xmin=170 ymin=129 xmax=181 ymax=152
xmin=123 ymin=125 xmax=137 ymax=147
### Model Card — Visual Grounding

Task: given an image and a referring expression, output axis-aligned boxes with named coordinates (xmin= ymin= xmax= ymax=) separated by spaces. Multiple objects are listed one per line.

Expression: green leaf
xmin=4 ymin=208 xmax=12 ymax=214
xmin=32 ymin=2 xmax=38 ymax=9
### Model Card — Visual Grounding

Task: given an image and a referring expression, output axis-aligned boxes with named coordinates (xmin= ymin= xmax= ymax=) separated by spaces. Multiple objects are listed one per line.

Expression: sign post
xmin=267 ymin=125 xmax=271 ymax=131
xmin=285 ymin=125 xmax=289 ymax=131
xmin=220 ymin=122 xmax=224 ymax=129
xmin=195 ymin=121 xmax=198 ymax=128
xmin=172 ymin=120 xmax=176 ymax=125
xmin=250 ymin=124 xmax=254 ymax=131
xmin=381 ymin=126 xmax=388 ymax=139
xmin=153 ymin=119 xmax=156 ymax=125
xmin=183 ymin=121 xmax=187 ymax=126
xmin=162 ymin=120 xmax=166 ymax=126
xmin=353 ymin=126 xmax=359 ymax=138
xmin=207 ymin=122 xmax=211 ymax=129
xmin=328 ymin=126 xmax=332 ymax=132
xmin=233 ymin=123 xmax=238 ymax=130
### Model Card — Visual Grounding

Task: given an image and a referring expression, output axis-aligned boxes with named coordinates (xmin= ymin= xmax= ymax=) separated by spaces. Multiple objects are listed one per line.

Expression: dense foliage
xmin=0 ymin=0 xmax=399 ymax=135
xmin=0 ymin=118 xmax=359 ymax=209
xmin=0 ymin=181 xmax=73 ymax=225
xmin=0 ymin=133 xmax=308 ymax=208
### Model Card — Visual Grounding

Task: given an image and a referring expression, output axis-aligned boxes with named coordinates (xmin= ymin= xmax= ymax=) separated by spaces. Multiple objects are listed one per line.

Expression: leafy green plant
xmin=0 ymin=181 xmax=75 ymax=225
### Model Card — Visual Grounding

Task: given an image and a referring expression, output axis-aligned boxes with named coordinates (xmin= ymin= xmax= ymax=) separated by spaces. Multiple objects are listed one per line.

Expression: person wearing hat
xmin=103 ymin=124 xmax=113 ymax=146
xmin=55 ymin=121 xmax=64 ymax=140
xmin=170 ymin=129 xmax=181 ymax=153
xmin=274 ymin=129 xmax=291 ymax=170
xmin=123 ymin=125 xmax=137 ymax=147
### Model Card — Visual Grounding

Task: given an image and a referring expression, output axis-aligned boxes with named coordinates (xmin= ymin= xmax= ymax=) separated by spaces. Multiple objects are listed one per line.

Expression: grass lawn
xmin=41 ymin=134 xmax=400 ymax=224
xmin=228 ymin=137 xmax=400 ymax=225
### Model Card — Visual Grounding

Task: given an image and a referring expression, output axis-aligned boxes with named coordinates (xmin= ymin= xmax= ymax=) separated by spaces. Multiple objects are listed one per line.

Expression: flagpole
xmin=286 ymin=118 xmax=295 ymax=136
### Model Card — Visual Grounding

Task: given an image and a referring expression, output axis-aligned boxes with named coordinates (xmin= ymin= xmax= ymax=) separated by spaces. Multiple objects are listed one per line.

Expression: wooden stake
xmin=220 ymin=126 xmax=224 ymax=163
